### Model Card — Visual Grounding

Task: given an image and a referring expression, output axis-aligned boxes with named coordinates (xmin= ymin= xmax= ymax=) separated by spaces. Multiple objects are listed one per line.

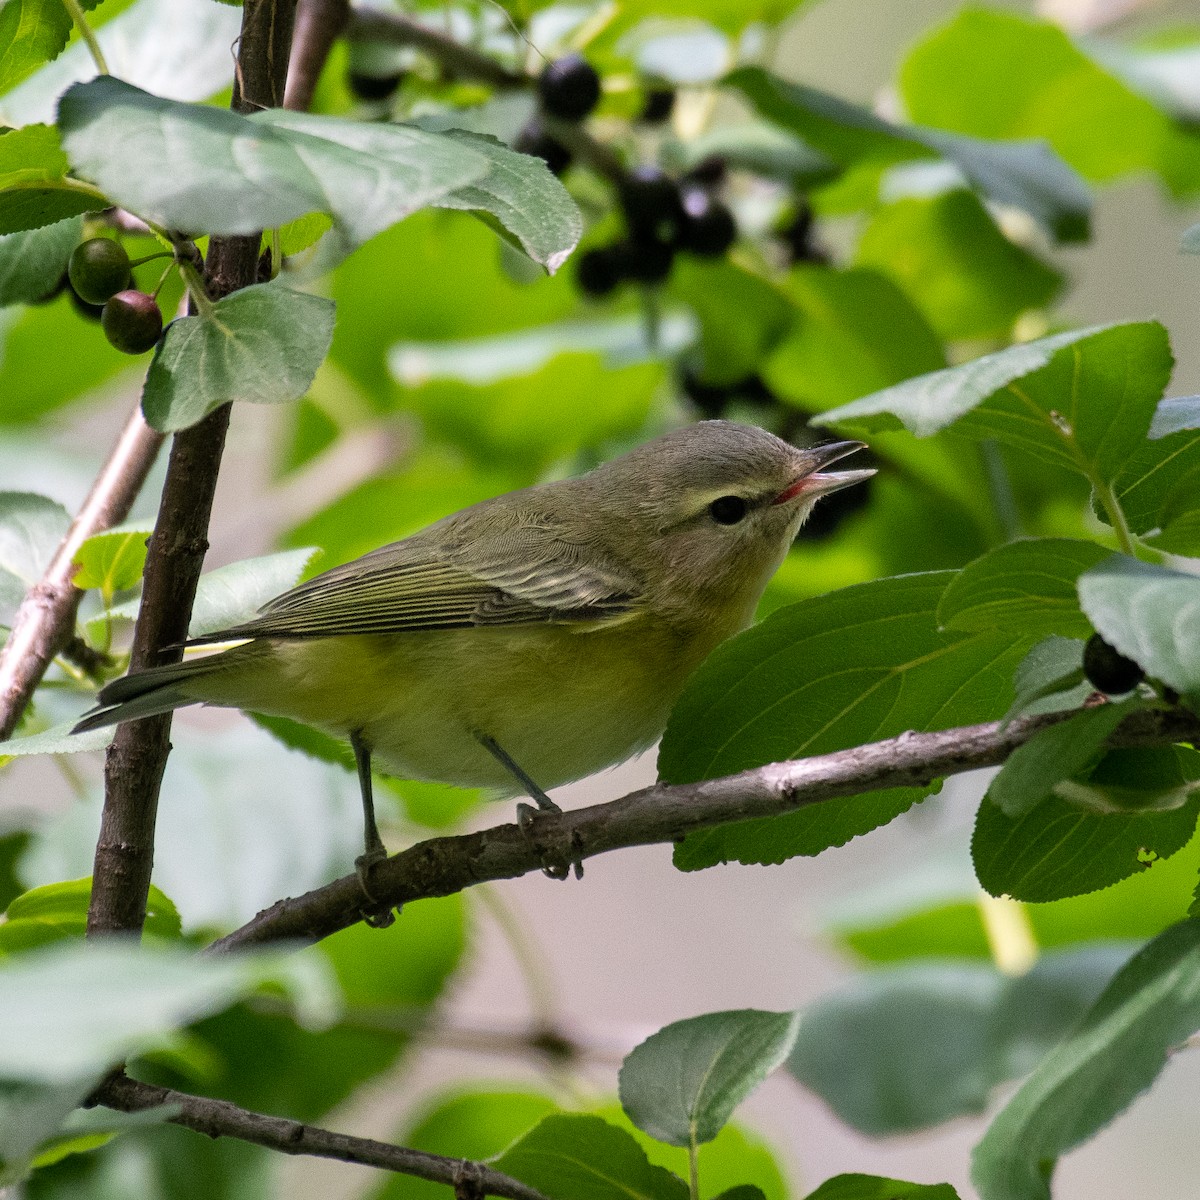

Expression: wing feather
xmin=188 ymin=518 xmax=641 ymax=643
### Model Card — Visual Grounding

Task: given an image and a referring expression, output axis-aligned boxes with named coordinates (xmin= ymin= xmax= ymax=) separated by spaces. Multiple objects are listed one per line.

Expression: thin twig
xmin=91 ymin=1073 xmax=548 ymax=1200
xmin=0 ymin=408 xmax=163 ymax=741
xmin=347 ymin=6 xmax=525 ymax=89
xmin=210 ymin=705 xmax=1200 ymax=953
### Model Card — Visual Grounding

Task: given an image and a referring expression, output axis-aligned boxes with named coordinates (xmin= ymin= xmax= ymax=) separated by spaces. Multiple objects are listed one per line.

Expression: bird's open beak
xmin=772 ymin=441 xmax=876 ymax=505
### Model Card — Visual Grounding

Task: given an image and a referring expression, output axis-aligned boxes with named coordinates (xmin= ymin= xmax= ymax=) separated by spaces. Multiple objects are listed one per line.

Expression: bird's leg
xmin=475 ymin=732 xmax=581 ymax=881
xmin=351 ymin=730 xmax=397 ymax=929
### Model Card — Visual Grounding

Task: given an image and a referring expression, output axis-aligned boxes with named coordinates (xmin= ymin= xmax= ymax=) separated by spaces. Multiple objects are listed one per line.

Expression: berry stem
xmin=127 ymin=251 xmax=175 ymax=269
xmin=148 ymin=260 xmax=176 ymax=302
xmin=176 ymin=257 xmax=216 ymax=320
xmin=60 ymin=0 xmax=109 ymax=75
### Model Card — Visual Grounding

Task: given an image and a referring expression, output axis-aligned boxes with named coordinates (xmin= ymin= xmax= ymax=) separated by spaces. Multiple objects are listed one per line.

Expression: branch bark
xmin=210 ymin=704 xmax=1200 ymax=953
xmin=92 ymin=1073 xmax=548 ymax=1200
xmin=86 ymin=0 xmax=301 ymax=937
xmin=0 ymin=408 xmax=163 ymax=741
xmin=285 ymin=0 xmax=348 ymax=112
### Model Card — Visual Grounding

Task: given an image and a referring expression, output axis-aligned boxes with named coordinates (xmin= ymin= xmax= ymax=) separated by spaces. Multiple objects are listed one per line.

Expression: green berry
xmin=68 ymin=238 xmax=132 ymax=305
xmin=101 ymin=290 xmax=163 ymax=355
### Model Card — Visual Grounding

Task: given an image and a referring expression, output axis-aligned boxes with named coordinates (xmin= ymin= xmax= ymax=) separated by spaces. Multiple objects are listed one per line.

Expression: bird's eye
xmin=708 ymin=495 xmax=748 ymax=525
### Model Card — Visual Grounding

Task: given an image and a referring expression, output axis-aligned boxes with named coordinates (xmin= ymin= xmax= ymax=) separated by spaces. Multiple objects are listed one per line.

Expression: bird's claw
xmin=355 ymin=847 xmax=398 ymax=929
xmin=517 ymin=802 xmax=583 ymax=880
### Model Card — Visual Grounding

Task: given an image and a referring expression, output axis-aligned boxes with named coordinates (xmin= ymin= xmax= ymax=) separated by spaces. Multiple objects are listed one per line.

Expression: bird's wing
xmin=189 ymin=522 xmax=641 ymax=642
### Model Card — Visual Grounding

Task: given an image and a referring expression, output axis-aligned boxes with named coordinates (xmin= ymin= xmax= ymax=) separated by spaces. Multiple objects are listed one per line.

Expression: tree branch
xmin=210 ymin=705 xmax=1200 ymax=953
xmin=86 ymin=0 xmax=300 ymax=938
xmin=0 ymin=407 xmax=163 ymax=741
xmin=284 ymin=0 xmax=348 ymax=112
xmin=91 ymin=1073 xmax=548 ymax=1200
xmin=346 ymin=6 xmax=525 ymax=90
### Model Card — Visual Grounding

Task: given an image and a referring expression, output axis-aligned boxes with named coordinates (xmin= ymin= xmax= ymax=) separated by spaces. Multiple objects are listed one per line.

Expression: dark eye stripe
xmin=709 ymin=495 xmax=748 ymax=525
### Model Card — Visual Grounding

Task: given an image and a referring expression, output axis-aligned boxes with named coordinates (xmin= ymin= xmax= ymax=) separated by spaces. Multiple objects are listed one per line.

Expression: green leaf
xmin=430 ymin=130 xmax=582 ymax=274
xmin=1106 ymin=426 xmax=1200 ymax=550
xmin=660 ymin=573 xmax=1030 ymax=869
xmin=0 ymin=878 xmax=181 ymax=954
xmin=0 ymin=491 xmax=68 ymax=626
xmin=0 ymin=719 xmax=112 ymax=761
xmin=72 ymin=525 xmax=150 ymax=597
xmin=803 ymin=1177 xmax=960 ymax=1200
xmin=0 ymin=124 xmax=104 ymax=234
xmin=667 ymin=121 xmax=837 ymax=188
xmin=900 ymin=8 xmax=1196 ymax=194
xmin=971 ymin=918 xmax=1200 ymax=1200
xmin=937 ymin=538 xmax=1108 ymax=638
xmin=1077 ymin=555 xmax=1200 ymax=694
xmin=595 ymin=1104 xmax=790 ymax=1200
xmin=761 ymin=265 xmax=946 ymax=411
xmin=369 ymin=1088 xmax=559 ymax=1200
xmin=728 ymin=66 xmax=1090 ymax=242
xmin=618 ymin=1009 xmax=800 ymax=1147
xmin=1005 ymin=636 xmax=1090 ymax=721
xmin=58 ymin=79 xmax=579 ymax=268
xmin=789 ymin=948 xmax=1128 ymax=1137
xmin=495 ymin=1114 xmax=689 ymax=1200
xmin=0 ymin=215 xmax=80 ymax=307
xmin=0 ymin=1079 xmax=97 ymax=1187
xmin=141 ymin=283 xmax=335 ymax=433
xmin=0 ymin=940 xmax=335 ymax=1086
xmin=819 ymin=323 xmax=1171 ymax=492
xmin=855 ymin=190 xmax=1062 ymax=341
xmin=985 ymin=698 xmax=1141 ymax=818
xmin=973 ymin=783 xmax=1200 ymax=902
xmin=0 ymin=0 xmax=71 ymax=95
xmin=99 ymin=547 xmax=318 ymax=641
xmin=668 ymin=257 xmax=792 ymax=388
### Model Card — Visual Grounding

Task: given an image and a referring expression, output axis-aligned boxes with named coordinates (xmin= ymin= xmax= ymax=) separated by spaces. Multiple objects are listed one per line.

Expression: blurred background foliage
xmin=5 ymin=0 xmax=1200 ymax=1197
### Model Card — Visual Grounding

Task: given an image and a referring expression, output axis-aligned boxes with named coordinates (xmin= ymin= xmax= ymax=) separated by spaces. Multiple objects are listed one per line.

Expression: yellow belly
xmin=184 ymin=614 xmax=731 ymax=794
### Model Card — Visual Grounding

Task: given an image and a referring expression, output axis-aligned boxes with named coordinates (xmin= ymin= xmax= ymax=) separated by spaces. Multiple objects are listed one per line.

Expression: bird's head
xmin=587 ymin=419 xmax=875 ymax=624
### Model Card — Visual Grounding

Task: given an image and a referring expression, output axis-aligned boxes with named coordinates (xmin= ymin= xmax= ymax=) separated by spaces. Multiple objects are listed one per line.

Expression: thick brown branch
xmin=86 ymin=0 xmax=300 ymax=938
xmin=211 ymin=705 xmax=1200 ymax=953
xmin=347 ymin=6 xmax=525 ymax=89
xmin=0 ymin=409 xmax=163 ymax=741
xmin=93 ymin=1074 xmax=547 ymax=1200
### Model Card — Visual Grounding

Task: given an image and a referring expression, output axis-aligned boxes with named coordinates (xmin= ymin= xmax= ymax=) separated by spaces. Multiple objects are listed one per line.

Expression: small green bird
xmin=75 ymin=421 xmax=872 ymax=911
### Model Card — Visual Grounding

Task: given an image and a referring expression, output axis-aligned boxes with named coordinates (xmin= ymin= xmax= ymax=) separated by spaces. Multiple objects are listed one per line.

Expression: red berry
xmin=101 ymin=290 xmax=163 ymax=355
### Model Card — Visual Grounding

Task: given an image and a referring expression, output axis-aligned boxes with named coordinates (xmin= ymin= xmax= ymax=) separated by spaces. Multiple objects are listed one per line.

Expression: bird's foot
xmin=355 ymin=846 xmax=398 ymax=929
xmin=517 ymin=801 xmax=584 ymax=881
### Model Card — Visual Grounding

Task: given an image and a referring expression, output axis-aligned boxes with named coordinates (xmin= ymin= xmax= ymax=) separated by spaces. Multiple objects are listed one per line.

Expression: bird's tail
xmin=72 ymin=655 xmax=225 ymax=733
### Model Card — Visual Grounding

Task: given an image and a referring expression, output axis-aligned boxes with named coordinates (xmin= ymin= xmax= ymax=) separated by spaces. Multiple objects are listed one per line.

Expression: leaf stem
xmin=1093 ymin=478 xmax=1138 ymax=557
xmin=60 ymin=0 xmax=109 ymax=75
xmin=687 ymin=1135 xmax=700 ymax=1200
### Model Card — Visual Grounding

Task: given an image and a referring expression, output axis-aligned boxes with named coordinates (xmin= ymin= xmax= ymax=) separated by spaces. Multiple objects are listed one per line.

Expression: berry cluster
xmin=576 ymin=161 xmax=736 ymax=296
xmin=67 ymin=238 xmax=163 ymax=355
xmin=515 ymin=54 xmax=602 ymax=177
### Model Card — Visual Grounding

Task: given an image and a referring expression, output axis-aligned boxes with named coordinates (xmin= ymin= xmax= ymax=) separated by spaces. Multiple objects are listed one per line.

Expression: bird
xmin=74 ymin=421 xmax=873 ymax=917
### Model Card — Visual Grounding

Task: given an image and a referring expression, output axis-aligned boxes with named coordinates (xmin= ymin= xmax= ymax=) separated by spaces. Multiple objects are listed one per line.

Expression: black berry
xmin=538 ymin=54 xmax=601 ymax=121
xmin=68 ymin=238 xmax=131 ymax=305
xmin=1083 ymin=634 xmax=1145 ymax=695
xmin=348 ymin=71 xmax=403 ymax=101
xmin=515 ymin=119 xmax=573 ymax=175
xmin=778 ymin=202 xmax=827 ymax=266
xmin=619 ymin=166 xmax=683 ymax=243
xmin=615 ymin=237 xmax=674 ymax=285
xmin=101 ymin=290 xmax=163 ymax=355
xmin=683 ymin=155 xmax=727 ymax=188
xmin=678 ymin=187 xmax=736 ymax=257
xmin=576 ymin=246 xmax=623 ymax=297
xmin=640 ymin=88 xmax=675 ymax=124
